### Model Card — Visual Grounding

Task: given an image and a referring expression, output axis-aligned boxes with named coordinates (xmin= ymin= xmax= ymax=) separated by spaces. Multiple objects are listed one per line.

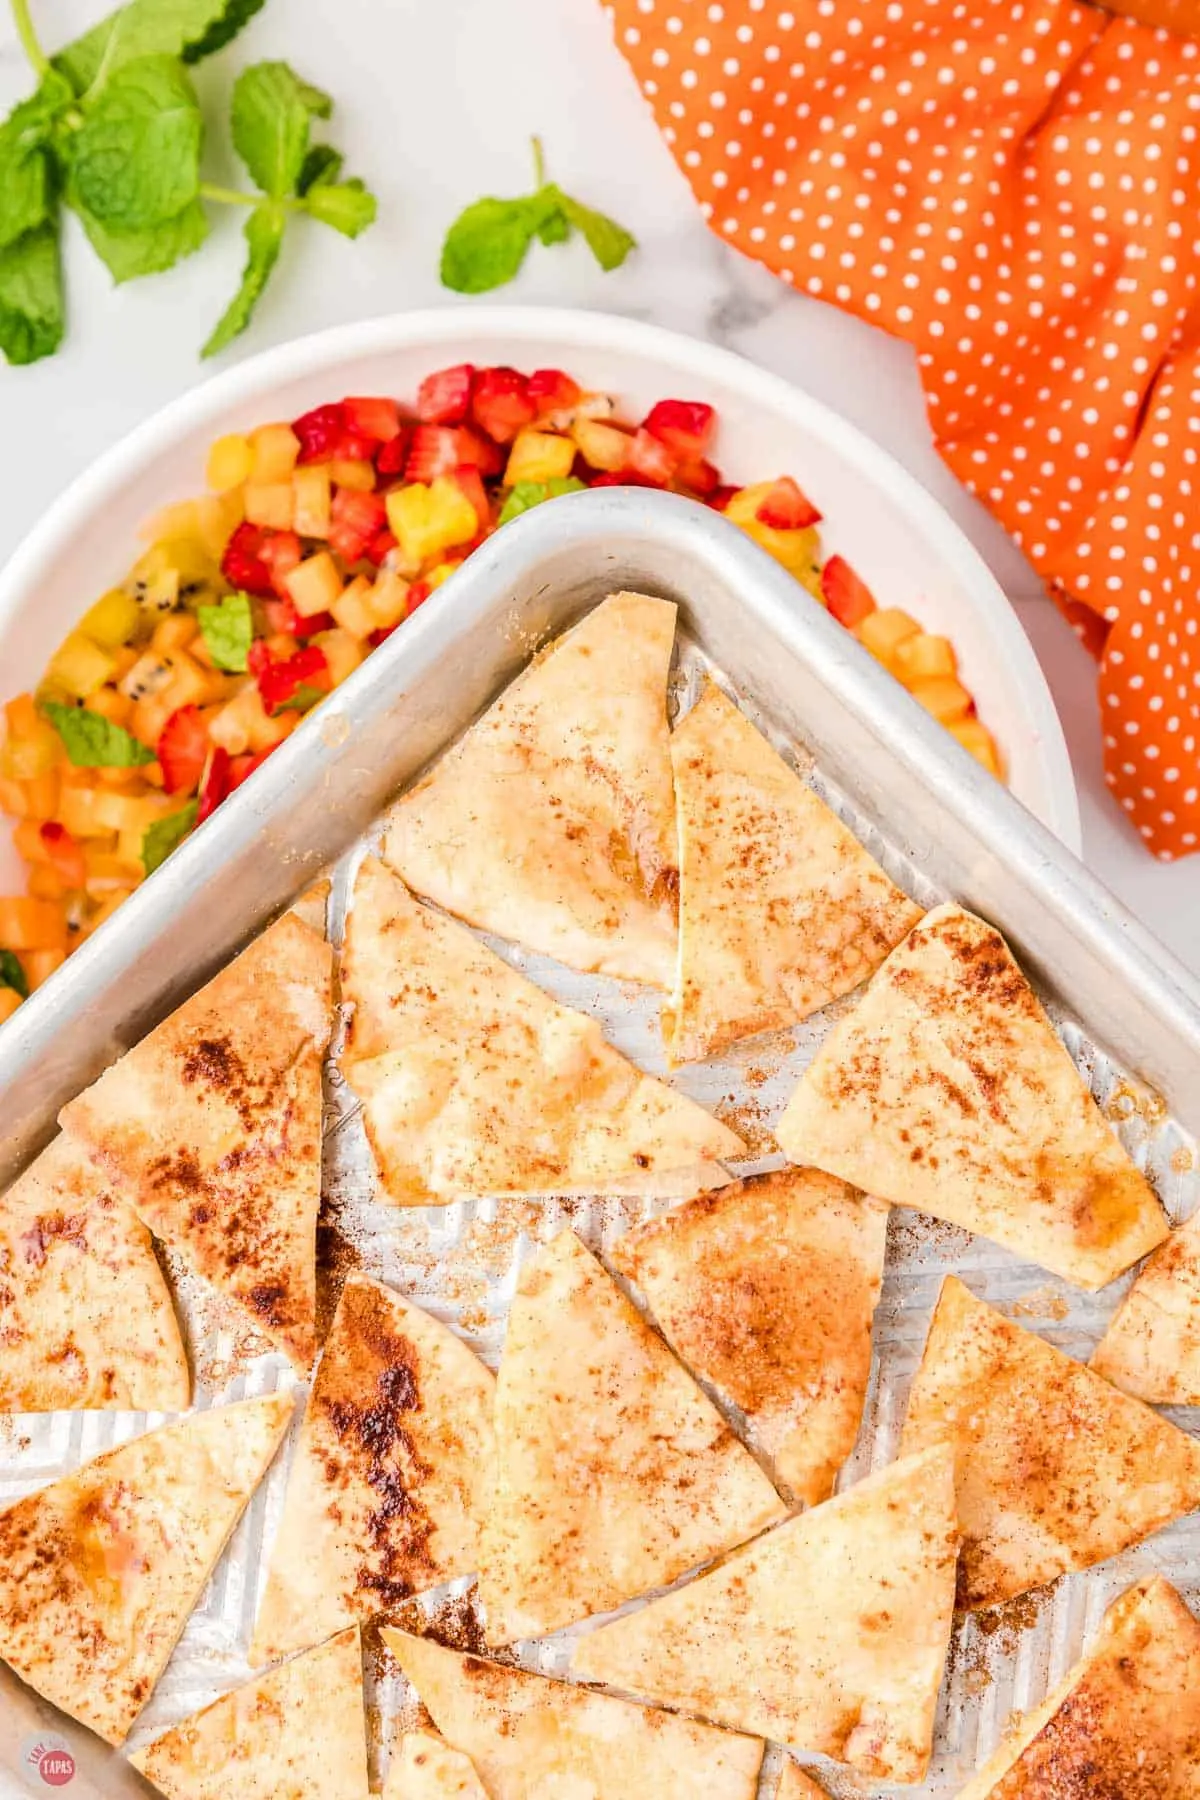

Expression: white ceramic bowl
xmin=0 ymin=306 xmax=1080 ymax=891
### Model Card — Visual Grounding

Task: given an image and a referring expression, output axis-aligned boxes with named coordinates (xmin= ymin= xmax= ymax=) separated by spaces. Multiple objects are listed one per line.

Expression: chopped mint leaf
xmin=231 ymin=61 xmax=330 ymax=199
xmin=72 ymin=190 xmax=208 ymax=283
xmin=303 ymin=177 xmax=375 ymax=239
xmin=498 ymin=477 xmax=587 ymax=525
xmin=202 ymin=202 xmax=284 ymax=358
xmin=0 ymin=950 xmax=28 ymax=999
xmin=557 ymin=192 xmax=636 ymax=273
xmin=42 ymin=700 xmax=155 ymax=768
xmin=272 ymin=681 xmax=326 ymax=715
xmin=296 ymin=144 xmax=342 ymax=196
xmin=55 ymin=0 xmax=266 ymax=95
xmin=69 ymin=55 xmax=203 ymax=231
xmin=0 ymin=221 xmax=65 ymax=366
xmin=439 ymin=141 xmax=633 ymax=294
xmin=0 ymin=76 xmax=73 ymax=250
xmin=142 ymin=800 xmax=198 ymax=874
xmin=197 ymin=592 xmax=253 ymax=671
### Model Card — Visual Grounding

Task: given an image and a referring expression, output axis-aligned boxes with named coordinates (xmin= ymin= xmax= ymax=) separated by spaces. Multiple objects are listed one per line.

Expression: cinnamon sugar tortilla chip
xmin=900 ymin=1276 xmax=1200 ymax=1609
xmin=777 ymin=1764 xmax=830 ymax=1800
xmin=252 ymin=1275 xmax=495 ymax=1665
xmin=383 ymin=1729 xmax=488 ymax=1799
xmin=0 ymin=1393 xmax=291 ymax=1744
xmin=776 ymin=904 xmax=1167 ymax=1289
xmin=478 ymin=1228 xmax=786 ymax=1643
xmin=60 ymin=912 xmax=332 ymax=1368
xmin=341 ymin=858 xmax=744 ymax=1205
xmin=384 ymin=591 xmax=679 ymax=986
xmin=1092 ymin=1208 xmax=1200 ymax=1403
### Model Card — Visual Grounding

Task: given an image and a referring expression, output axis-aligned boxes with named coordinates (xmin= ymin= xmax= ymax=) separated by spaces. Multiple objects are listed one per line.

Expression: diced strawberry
xmin=587 ymin=471 xmax=644 ymax=488
xmin=369 ymin=625 xmax=399 ymax=647
xmin=405 ymin=425 xmax=499 ymax=483
xmin=342 ymin=395 xmax=402 ymax=442
xmin=292 ymin=401 xmax=374 ymax=465
xmin=364 ymin=528 xmax=398 ymax=566
xmin=253 ymin=644 xmax=331 ymax=714
xmin=461 ymin=427 xmax=504 ymax=478
xmin=643 ymin=399 xmax=716 ymax=461
xmin=220 ymin=522 xmax=276 ymax=597
xmin=38 ymin=821 xmax=85 ymax=888
xmin=527 ymin=368 xmax=581 ymax=416
xmin=375 ymin=426 xmax=413 ymax=477
xmin=755 ymin=477 xmax=823 ymax=530
xmin=296 ymin=610 xmax=335 ymax=637
xmin=157 ymin=705 xmax=211 ymax=796
xmin=675 ymin=456 xmax=721 ymax=498
xmin=708 ymin=485 xmax=739 ymax=512
xmin=450 ymin=464 xmax=491 ymax=532
xmin=228 ymin=746 xmax=275 ymax=788
xmin=821 ymin=554 xmax=877 ymax=629
xmin=261 ymin=596 xmax=300 ymax=636
xmin=624 ymin=427 xmax=677 ymax=487
xmin=406 ymin=580 xmax=432 ymax=613
xmin=328 ymin=487 xmax=388 ymax=565
xmin=197 ymin=746 xmax=232 ymax=824
xmin=471 ymin=367 xmax=536 ymax=444
xmin=416 ymin=363 xmax=475 ymax=425
xmin=259 ymin=528 xmax=303 ymax=598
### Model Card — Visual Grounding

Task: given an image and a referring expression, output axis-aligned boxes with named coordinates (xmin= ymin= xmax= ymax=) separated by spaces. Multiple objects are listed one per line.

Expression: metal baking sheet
xmin=1 ymin=488 xmax=1199 ymax=1799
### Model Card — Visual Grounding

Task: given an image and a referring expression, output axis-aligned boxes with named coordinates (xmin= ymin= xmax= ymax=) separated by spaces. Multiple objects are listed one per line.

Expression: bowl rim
xmin=0 ymin=303 xmax=1080 ymax=849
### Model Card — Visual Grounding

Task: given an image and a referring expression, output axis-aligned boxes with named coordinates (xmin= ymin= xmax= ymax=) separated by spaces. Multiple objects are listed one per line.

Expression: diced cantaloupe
xmin=949 ymin=717 xmax=1003 ymax=775
xmin=330 ymin=576 xmax=377 ymax=640
xmin=0 ymin=988 xmax=21 ymax=1025
xmin=892 ymin=632 xmax=957 ymax=683
xmin=505 ymin=429 xmax=576 ymax=486
xmin=909 ymin=676 xmax=973 ymax=724
xmin=151 ymin=614 xmax=199 ymax=656
xmin=368 ymin=571 xmax=411 ymax=630
xmin=22 ymin=947 xmax=66 ymax=989
xmin=286 ymin=551 xmax=343 ymax=619
xmin=243 ymin=481 xmax=295 ymax=531
xmin=293 ymin=465 xmax=332 ymax=538
xmin=312 ymin=628 xmax=366 ymax=685
xmin=0 ymin=895 xmax=67 ymax=950
xmin=328 ymin=459 xmax=376 ymax=491
xmin=571 ymin=417 xmax=629 ymax=472
xmin=856 ymin=607 xmax=921 ymax=668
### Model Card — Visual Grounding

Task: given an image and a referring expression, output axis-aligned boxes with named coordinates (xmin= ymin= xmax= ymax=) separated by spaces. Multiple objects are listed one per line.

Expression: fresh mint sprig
xmin=441 ymin=137 xmax=635 ymax=295
xmin=0 ymin=0 xmax=379 ymax=366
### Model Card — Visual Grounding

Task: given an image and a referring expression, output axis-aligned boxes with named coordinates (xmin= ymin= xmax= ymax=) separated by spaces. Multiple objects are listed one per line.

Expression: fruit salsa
xmin=0 ymin=366 xmax=1000 ymax=1020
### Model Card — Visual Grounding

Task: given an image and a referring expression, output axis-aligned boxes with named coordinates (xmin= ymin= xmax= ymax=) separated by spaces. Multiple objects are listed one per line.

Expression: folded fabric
xmin=606 ymin=0 xmax=1200 ymax=858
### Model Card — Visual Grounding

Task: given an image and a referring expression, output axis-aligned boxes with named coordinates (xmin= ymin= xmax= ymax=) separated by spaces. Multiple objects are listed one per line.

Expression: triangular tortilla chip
xmin=612 ymin=1168 xmax=888 ymax=1505
xmin=666 ymin=683 xmax=921 ymax=1063
xmin=899 ymin=1275 xmax=1200 ymax=1610
xmin=252 ymin=1275 xmax=495 ymax=1664
xmin=480 ymin=1228 xmax=786 ymax=1642
xmin=341 ymin=859 xmax=744 ymax=1205
xmin=383 ymin=1729 xmax=488 ymax=1800
xmin=1092 ymin=1209 xmax=1200 ymax=1403
xmin=778 ymin=1764 xmax=830 ymax=1800
xmin=130 ymin=1625 xmax=368 ymax=1799
xmin=0 ymin=1392 xmax=291 ymax=1744
xmin=957 ymin=1575 xmax=1200 ymax=1799
xmin=59 ymin=912 xmax=333 ymax=1367
xmin=0 ymin=1134 xmax=188 ymax=1413
xmin=384 ymin=591 xmax=679 ymax=986
xmin=776 ymin=904 xmax=1167 ymax=1289
xmin=573 ymin=1445 xmax=958 ymax=1785
xmin=383 ymin=1628 xmax=765 ymax=1800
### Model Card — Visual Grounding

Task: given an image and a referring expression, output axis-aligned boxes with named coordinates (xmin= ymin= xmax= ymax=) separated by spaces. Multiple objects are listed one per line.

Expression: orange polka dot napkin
xmin=605 ymin=0 xmax=1200 ymax=858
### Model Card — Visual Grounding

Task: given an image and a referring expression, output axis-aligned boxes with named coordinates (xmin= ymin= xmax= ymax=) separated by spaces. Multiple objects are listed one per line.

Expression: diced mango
xmin=949 ymin=717 xmax=1003 ymax=776
xmin=248 ymin=703 xmax=298 ymax=756
xmin=505 ymin=429 xmax=576 ymax=486
xmin=92 ymin=789 xmax=178 ymax=833
xmin=386 ymin=479 xmax=477 ymax=566
xmin=425 ymin=561 xmax=461 ymax=590
xmin=206 ymin=433 xmax=254 ymax=493
xmin=80 ymin=588 xmax=142 ymax=649
xmin=57 ymin=784 xmax=113 ymax=839
xmin=83 ymin=848 xmax=145 ymax=888
xmin=46 ymin=633 xmax=118 ymax=699
xmin=28 ymin=865 xmax=66 ymax=901
xmin=571 ymin=417 xmax=630 ymax=472
xmin=86 ymin=686 xmax=135 ymax=728
xmin=0 ymin=987 xmax=21 ymax=1025
xmin=368 ymin=571 xmax=411 ymax=630
xmin=286 ymin=551 xmax=344 ymax=619
xmin=208 ymin=685 xmax=262 ymax=756
xmin=327 ymin=458 xmax=376 ymax=491
xmin=293 ymin=465 xmax=332 ymax=538
xmin=250 ymin=423 xmax=300 ymax=484
xmin=856 ymin=607 xmax=922 ymax=669
xmin=312 ymin=627 xmax=367 ymax=686
xmin=151 ymin=613 xmax=199 ymax=656
xmin=909 ymin=676 xmax=973 ymax=724
xmin=86 ymin=887 xmax=139 ymax=929
xmin=0 ymin=895 xmax=67 ymax=950
xmin=22 ymin=947 xmax=65 ymax=990
xmin=138 ymin=499 xmax=204 ymax=546
xmin=724 ymin=484 xmax=822 ymax=578
xmin=2 ymin=696 xmax=61 ymax=779
xmin=330 ymin=576 xmax=377 ymax=640
xmin=893 ymin=632 xmax=958 ymax=684
xmin=21 ymin=770 xmax=60 ymax=821
xmin=243 ymin=481 xmax=295 ymax=531
xmin=130 ymin=692 xmax=177 ymax=750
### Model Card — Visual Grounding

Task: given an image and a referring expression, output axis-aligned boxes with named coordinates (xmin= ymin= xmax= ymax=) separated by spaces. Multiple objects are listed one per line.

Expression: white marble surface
xmin=1 ymin=0 xmax=1197 ymax=972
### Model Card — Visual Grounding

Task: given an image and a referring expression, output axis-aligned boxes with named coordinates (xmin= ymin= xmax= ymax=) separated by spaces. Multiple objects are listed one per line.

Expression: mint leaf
xmin=557 ymin=192 xmax=636 ymax=273
xmin=273 ymin=681 xmax=325 ymax=715
xmin=55 ymin=0 xmax=266 ymax=94
xmin=296 ymin=145 xmax=342 ymax=195
xmin=304 ymin=178 xmax=375 ymax=239
xmin=42 ymin=700 xmax=154 ymax=768
xmin=70 ymin=56 xmax=202 ymax=231
xmin=536 ymin=209 xmax=570 ymax=247
xmin=197 ymin=592 xmax=252 ymax=671
xmin=231 ymin=62 xmax=330 ymax=199
xmin=202 ymin=202 xmax=284 ymax=358
xmin=498 ymin=477 xmax=586 ymax=525
xmin=440 ymin=193 xmax=555 ymax=296
xmin=0 ymin=76 xmax=73 ymax=250
xmin=0 ymin=222 xmax=65 ymax=366
xmin=0 ymin=950 xmax=28 ymax=999
xmin=73 ymin=189 xmax=207 ymax=283
xmin=142 ymin=801 xmax=198 ymax=874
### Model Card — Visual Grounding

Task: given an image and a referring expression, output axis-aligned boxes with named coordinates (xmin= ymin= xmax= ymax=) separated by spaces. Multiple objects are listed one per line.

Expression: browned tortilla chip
xmin=383 ymin=1729 xmax=488 ymax=1799
xmin=0 ymin=1134 xmax=188 ymax=1413
xmin=59 ymin=912 xmax=332 ymax=1368
xmin=1092 ymin=1208 xmax=1200 ymax=1403
xmin=776 ymin=904 xmax=1167 ymax=1289
xmin=900 ymin=1276 xmax=1200 ymax=1609
xmin=383 ymin=1628 xmax=765 ymax=1800
xmin=612 ymin=1167 xmax=889 ymax=1504
xmin=130 ymin=1625 xmax=369 ymax=1799
xmin=777 ymin=1764 xmax=831 ymax=1800
xmin=252 ymin=1275 xmax=495 ymax=1664
xmin=666 ymin=683 xmax=921 ymax=1062
xmin=341 ymin=857 xmax=745 ymax=1205
xmin=0 ymin=1392 xmax=291 ymax=1744
xmin=957 ymin=1575 xmax=1200 ymax=1798
xmin=384 ymin=591 xmax=679 ymax=986
xmin=573 ymin=1445 xmax=958 ymax=1786
xmin=478 ymin=1228 xmax=786 ymax=1643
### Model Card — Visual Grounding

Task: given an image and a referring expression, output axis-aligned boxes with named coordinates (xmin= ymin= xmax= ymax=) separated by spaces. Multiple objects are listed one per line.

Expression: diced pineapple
xmin=80 ymin=588 xmax=141 ymax=649
xmin=909 ymin=676 xmax=973 ymax=724
xmin=286 ymin=551 xmax=344 ymax=619
xmin=293 ymin=465 xmax=332 ymax=538
xmin=505 ymin=429 xmax=576 ymax=486
xmin=571 ymin=417 xmax=630 ymax=471
xmin=247 ymin=703 xmax=298 ymax=755
xmin=206 ymin=433 xmax=253 ymax=493
xmin=368 ymin=571 xmax=411 ymax=630
xmin=58 ymin=782 xmax=113 ymax=838
xmin=856 ymin=607 xmax=922 ymax=669
xmin=893 ymin=632 xmax=957 ymax=684
xmin=425 ymin=560 xmax=461 ymax=590
xmin=949 ymin=717 xmax=1003 ymax=775
xmin=243 ymin=481 xmax=295 ymax=531
xmin=208 ymin=685 xmax=262 ymax=756
xmin=137 ymin=499 xmax=205 ymax=546
xmin=46 ymin=633 xmax=118 ymax=699
xmin=195 ymin=492 xmax=245 ymax=560
xmin=93 ymin=789 xmax=177 ymax=833
xmin=83 ymin=847 xmax=145 ymax=888
xmin=312 ymin=628 xmax=367 ymax=685
xmin=328 ymin=458 xmax=376 ymax=491
xmin=330 ymin=576 xmax=378 ymax=640
xmin=386 ymin=479 xmax=477 ymax=566
xmin=724 ymin=483 xmax=822 ymax=577
xmin=249 ymin=423 xmax=301 ymax=484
